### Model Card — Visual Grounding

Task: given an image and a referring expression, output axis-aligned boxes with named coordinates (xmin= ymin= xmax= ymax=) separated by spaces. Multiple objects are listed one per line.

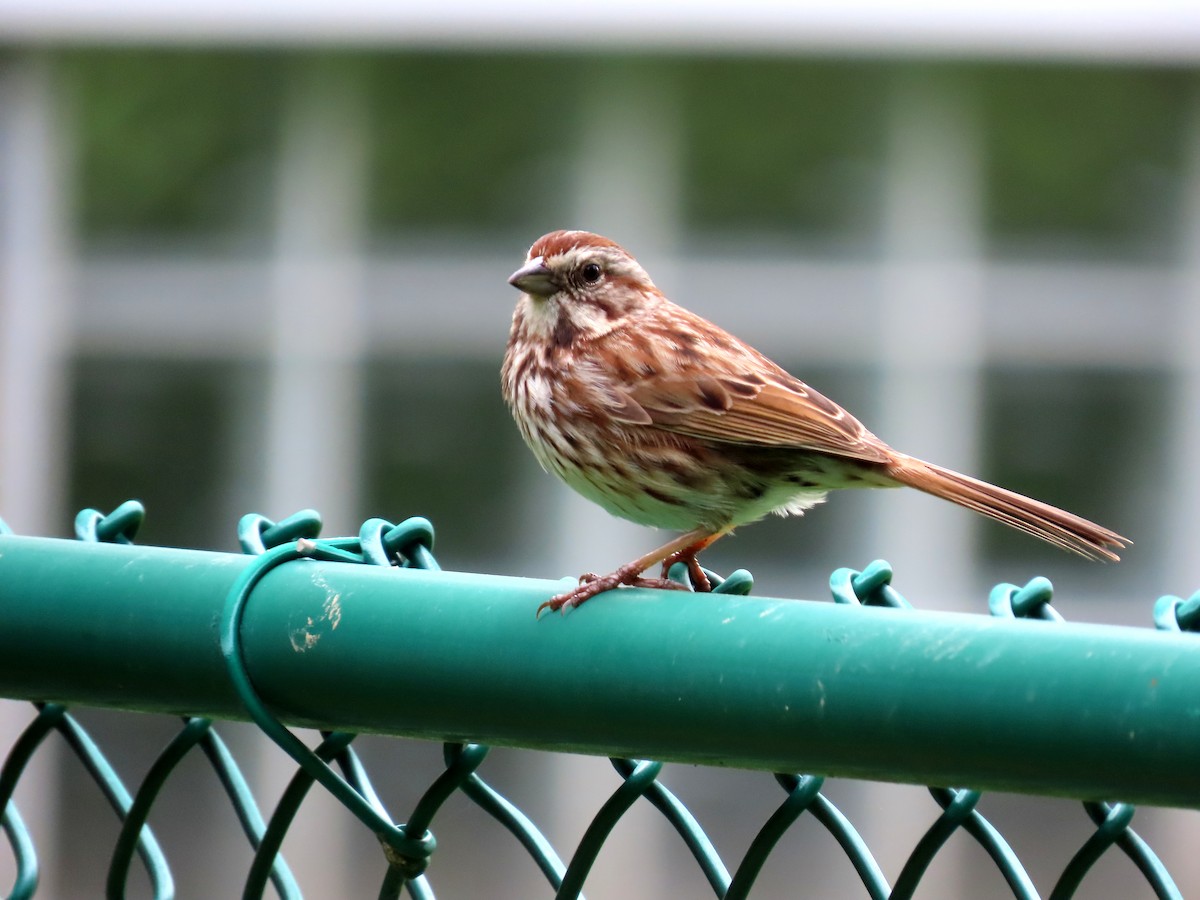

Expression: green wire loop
xmin=991 ymin=576 xmax=1061 ymax=621
xmin=359 ymin=516 xmax=438 ymax=569
xmin=2 ymin=801 xmax=37 ymax=900
xmin=664 ymin=561 xmax=755 ymax=595
xmin=231 ymin=512 xmax=455 ymax=892
xmin=245 ymin=731 xmax=358 ymax=899
xmin=238 ymin=510 xmax=324 ymax=555
xmin=221 ymin=541 xmax=425 ymax=853
xmin=220 ymin=533 xmax=473 ymax=890
xmin=556 ymin=760 xmax=663 ymax=899
xmin=75 ymin=500 xmax=146 ymax=544
xmin=829 ymin=559 xmax=911 ymax=608
xmin=892 ymin=788 xmax=984 ymax=899
xmin=107 ymin=717 xmax=213 ymax=897
xmin=451 ymin=744 xmax=576 ymax=893
xmin=611 ymin=757 xmax=731 ymax=896
xmin=1078 ymin=801 xmax=1183 ymax=899
xmin=1051 ymin=802 xmax=1138 ymax=900
xmin=1153 ymin=591 xmax=1200 ymax=633
xmin=726 ymin=773 xmax=826 ymax=900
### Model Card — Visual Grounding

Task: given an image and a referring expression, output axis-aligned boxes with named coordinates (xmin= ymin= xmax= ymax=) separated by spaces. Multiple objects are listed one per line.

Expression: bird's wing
xmin=603 ymin=306 xmax=892 ymax=464
xmin=628 ymin=370 xmax=892 ymax=463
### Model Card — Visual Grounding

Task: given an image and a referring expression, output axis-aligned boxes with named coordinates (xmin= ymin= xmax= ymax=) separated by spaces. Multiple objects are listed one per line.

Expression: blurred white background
xmin=1 ymin=2 xmax=1199 ymax=897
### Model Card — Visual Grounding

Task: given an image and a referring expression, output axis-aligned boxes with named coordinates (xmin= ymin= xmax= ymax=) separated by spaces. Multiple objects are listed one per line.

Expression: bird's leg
xmin=538 ymin=528 xmax=725 ymax=617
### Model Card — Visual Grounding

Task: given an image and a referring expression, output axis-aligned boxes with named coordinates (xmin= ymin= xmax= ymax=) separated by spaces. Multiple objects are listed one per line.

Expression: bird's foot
xmin=660 ymin=550 xmax=712 ymax=592
xmin=537 ymin=565 xmax=690 ymax=617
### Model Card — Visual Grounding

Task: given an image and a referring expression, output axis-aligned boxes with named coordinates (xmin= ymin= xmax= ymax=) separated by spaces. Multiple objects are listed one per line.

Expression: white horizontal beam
xmin=2 ymin=1 xmax=1199 ymax=62
xmin=74 ymin=252 xmax=1173 ymax=368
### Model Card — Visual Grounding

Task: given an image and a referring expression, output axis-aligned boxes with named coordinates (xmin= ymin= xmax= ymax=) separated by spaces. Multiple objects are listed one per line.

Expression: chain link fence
xmin=0 ymin=501 xmax=1196 ymax=898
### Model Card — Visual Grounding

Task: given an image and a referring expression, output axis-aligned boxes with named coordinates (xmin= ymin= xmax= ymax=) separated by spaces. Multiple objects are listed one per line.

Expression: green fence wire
xmin=0 ymin=501 xmax=1196 ymax=898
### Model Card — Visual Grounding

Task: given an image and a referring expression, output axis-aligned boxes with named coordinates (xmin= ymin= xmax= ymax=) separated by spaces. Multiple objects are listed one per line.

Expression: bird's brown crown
xmin=527 ymin=230 xmax=627 ymax=262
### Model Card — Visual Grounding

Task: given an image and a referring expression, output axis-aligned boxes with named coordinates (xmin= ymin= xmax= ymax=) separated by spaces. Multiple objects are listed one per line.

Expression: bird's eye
xmin=581 ymin=263 xmax=602 ymax=284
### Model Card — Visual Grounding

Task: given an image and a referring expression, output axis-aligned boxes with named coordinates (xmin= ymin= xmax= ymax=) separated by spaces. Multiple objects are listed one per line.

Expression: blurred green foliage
xmin=680 ymin=58 xmax=888 ymax=239
xmin=59 ymin=50 xmax=1194 ymax=251
xmin=977 ymin=65 xmax=1192 ymax=252
xmin=362 ymin=53 xmax=578 ymax=236
xmin=68 ymin=358 xmax=233 ymax=550
xmin=63 ymin=50 xmax=286 ymax=239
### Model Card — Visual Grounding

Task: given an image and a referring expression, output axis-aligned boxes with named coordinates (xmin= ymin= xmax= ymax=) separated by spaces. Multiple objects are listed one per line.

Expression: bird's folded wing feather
xmin=625 ymin=375 xmax=890 ymax=463
xmin=594 ymin=303 xmax=892 ymax=464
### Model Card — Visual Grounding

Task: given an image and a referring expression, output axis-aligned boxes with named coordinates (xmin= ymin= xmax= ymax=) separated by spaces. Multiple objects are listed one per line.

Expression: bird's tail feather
xmin=887 ymin=455 xmax=1128 ymax=562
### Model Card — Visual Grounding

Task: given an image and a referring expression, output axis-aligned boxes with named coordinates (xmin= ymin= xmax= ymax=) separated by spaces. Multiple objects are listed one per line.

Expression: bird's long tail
xmin=886 ymin=455 xmax=1129 ymax=561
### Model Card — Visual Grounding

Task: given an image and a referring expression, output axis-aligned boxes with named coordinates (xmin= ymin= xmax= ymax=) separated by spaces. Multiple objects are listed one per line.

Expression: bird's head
xmin=507 ymin=230 xmax=658 ymax=347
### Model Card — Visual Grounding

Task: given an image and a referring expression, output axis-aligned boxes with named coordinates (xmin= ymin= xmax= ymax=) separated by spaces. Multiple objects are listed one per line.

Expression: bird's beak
xmin=508 ymin=256 xmax=556 ymax=296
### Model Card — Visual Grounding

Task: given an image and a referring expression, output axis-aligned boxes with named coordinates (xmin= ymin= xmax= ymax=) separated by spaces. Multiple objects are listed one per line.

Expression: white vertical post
xmin=0 ymin=54 xmax=72 ymax=536
xmin=866 ymin=72 xmax=984 ymax=894
xmin=873 ymin=72 xmax=986 ymax=602
xmin=1155 ymin=114 xmax=1200 ymax=875
xmin=539 ymin=63 xmax=684 ymax=900
xmin=0 ymin=53 xmax=71 ymax=899
xmin=541 ymin=62 xmax=684 ymax=584
xmin=1166 ymin=99 xmax=1200 ymax=598
xmin=255 ymin=62 xmax=367 ymax=894
xmin=262 ymin=63 xmax=367 ymax=536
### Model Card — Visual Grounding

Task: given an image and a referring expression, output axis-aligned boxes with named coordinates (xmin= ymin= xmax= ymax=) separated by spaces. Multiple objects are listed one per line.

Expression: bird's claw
xmin=537 ymin=570 xmax=691 ymax=618
xmin=537 ymin=576 xmax=616 ymax=617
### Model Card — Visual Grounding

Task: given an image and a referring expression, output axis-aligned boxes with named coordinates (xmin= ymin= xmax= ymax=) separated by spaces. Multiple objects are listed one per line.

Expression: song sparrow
xmin=502 ymin=230 xmax=1127 ymax=614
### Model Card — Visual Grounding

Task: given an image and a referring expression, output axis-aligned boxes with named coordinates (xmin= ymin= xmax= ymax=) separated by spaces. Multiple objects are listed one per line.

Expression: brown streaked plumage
xmin=502 ymin=229 xmax=1129 ymax=614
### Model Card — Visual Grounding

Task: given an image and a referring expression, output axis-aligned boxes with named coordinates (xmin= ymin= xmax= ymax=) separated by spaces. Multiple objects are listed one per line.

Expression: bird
xmin=501 ymin=229 xmax=1128 ymax=614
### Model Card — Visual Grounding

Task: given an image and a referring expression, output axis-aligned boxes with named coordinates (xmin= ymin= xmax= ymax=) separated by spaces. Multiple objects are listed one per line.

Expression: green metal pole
xmin=0 ymin=534 xmax=1197 ymax=808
